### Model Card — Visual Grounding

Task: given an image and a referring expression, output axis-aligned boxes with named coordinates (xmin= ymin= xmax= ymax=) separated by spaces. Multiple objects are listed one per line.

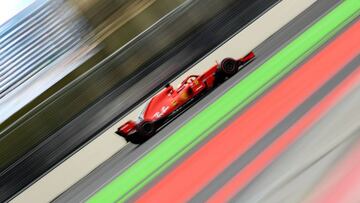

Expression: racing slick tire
xmin=219 ymin=58 xmax=238 ymax=77
xmin=133 ymin=121 xmax=156 ymax=144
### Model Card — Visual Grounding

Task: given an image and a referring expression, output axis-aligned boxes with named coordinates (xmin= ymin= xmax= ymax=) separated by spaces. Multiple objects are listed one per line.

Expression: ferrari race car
xmin=116 ymin=51 xmax=255 ymax=144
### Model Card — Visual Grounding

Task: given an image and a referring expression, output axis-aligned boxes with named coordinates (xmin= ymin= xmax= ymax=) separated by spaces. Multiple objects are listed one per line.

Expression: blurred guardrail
xmin=0 ymin=0 xmax=89 ymax=99
xmin=0 ymin=0 xmax=157 ymax=100
xmin=0 ymin=0 xmax=279 ymax=201
xmin=0 ymin=0 xmax=182 ymax=126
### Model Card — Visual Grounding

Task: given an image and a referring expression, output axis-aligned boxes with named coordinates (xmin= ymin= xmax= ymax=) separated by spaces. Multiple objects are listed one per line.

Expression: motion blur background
xmin=1 ymin=0 xmax=360 ymax=202
xmin=0 ymin=0 xmax=185 ymax=171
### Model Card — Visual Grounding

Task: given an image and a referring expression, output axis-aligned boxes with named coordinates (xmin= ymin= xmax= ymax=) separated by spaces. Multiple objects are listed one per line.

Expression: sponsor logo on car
xmin=153 ymin=106 xmax=170 ymax=119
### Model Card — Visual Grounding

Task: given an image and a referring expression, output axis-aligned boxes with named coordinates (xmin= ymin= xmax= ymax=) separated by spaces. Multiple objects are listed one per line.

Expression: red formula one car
xmin=116 ymin=52 xmax=255 ymax=144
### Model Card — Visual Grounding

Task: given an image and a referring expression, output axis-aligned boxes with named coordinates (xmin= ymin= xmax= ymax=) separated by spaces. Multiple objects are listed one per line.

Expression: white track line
xmin=11 ymin=0 xmax=317 ymax=202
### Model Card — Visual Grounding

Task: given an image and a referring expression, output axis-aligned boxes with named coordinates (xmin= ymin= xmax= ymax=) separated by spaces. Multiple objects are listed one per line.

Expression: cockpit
xmin=177 ymin=75 xmax=198 ymax=92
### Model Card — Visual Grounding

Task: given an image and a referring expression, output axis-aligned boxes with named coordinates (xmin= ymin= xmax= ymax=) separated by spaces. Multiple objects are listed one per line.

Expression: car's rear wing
xmin=116 ymin=120 xmax=137 ymax=137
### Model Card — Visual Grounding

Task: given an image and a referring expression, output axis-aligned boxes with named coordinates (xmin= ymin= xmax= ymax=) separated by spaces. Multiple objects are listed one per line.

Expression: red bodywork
xmin=143 ymin=67 xmax=217 ymax=121
xmin=116 ymin=52 xmax=255 ymax=143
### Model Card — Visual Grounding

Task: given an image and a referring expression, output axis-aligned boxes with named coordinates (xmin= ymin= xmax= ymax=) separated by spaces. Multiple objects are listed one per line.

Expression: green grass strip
xmin=88 ymin=1 xmax=360 ymax=202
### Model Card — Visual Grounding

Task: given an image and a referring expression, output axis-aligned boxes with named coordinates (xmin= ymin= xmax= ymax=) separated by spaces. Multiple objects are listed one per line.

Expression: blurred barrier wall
xmin=0 ymin=0 xmax=92 ymax=117
xmin=0 ymin=0 xmax=234 ymax=169
xmin=0 ymin=0 xmax=88 ymax=98
xmin=0 ymin=0 xmax=182 ymax=127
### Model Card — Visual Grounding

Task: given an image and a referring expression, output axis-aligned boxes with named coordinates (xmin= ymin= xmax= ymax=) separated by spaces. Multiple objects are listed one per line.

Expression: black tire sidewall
xmin=137 ymin=121 xmax=155 ymax=137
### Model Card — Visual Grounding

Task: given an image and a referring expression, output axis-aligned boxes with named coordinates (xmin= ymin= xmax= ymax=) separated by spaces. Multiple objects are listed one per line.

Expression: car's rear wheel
xmin=219 ymin=58 xmax=238 ymax=77
xmin=135 ymin=121 xmax=156 ymax=143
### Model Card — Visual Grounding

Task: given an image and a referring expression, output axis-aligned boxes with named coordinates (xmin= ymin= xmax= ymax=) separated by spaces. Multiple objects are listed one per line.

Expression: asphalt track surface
xmin=305 ymin=128 xmax=360 ymax=203
xmin=234 ymin=70 xmax=360 ymax=203
xmin=53 ymin=0 xmax=346 ymax=202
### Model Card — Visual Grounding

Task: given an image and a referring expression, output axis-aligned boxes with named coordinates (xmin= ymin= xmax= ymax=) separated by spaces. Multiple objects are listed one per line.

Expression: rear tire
xmin=134 ymin=121 xmax=156 ymax=144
